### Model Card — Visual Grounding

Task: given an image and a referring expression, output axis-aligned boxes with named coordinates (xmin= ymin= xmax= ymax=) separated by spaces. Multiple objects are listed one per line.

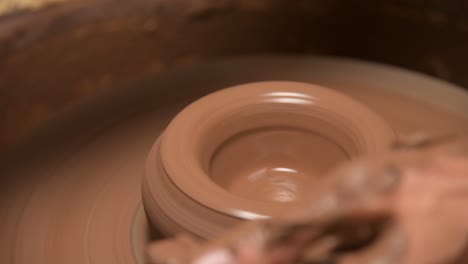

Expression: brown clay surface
xmin=0 ymin=56 xmax=467 ymax=264
xmin=210 ymin=128 xmax=349 ymax=203
xmin=144 ymin=81 xmax=396 ymax=238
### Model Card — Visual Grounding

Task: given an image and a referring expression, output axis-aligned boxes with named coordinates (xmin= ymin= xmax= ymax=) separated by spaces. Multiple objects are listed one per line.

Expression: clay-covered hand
xmin=146 ymin=136 xmax=468 ymax=264
xmin=300 ymin=136 xmax=468 ymax=264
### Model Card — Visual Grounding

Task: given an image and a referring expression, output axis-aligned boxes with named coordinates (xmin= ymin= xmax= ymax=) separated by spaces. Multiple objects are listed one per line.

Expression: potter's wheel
xmin=1 ymin=56 xmax=467 ymax=264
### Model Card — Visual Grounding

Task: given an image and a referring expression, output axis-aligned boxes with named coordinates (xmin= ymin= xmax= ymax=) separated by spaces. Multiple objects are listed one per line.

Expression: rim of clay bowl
xmin=143 ymin=137 xmax=243 ymax=238
xmin=158 ymin=81 xmax=396 ymax=218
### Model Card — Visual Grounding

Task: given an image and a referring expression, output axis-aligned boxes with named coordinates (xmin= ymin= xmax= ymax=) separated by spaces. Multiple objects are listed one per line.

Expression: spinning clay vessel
xmin=142 ymin=81 xmax=396 ymax=239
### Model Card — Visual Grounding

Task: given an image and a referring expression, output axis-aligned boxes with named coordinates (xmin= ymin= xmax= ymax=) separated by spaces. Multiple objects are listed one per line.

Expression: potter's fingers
xmin=335 ymin=195 xmax=394 ymax=222
xmin=392 ymin=132 xmax=464 ymax=150
xmin=392 ymin=132 xmax=434 ymax=149
xmin=337 ymin=224 xmax=406 ymax=264
xmin=146 ymin=234 xmax=201 ymax=264
xmin=262 ymin=216 xmax=391 ymax=264
xmin=263 ymin=221 xmax=325 ymax=248
xmin=295 ymin=162 xmax=399 ymax=223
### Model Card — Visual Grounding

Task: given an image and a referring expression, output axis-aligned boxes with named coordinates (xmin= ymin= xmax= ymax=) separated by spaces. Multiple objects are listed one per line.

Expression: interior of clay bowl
xmin=160 ymin=81 xmax=396 ymax=213
xmin=198 ymin=104 xmax=392 ymax=204
xmin=207 ymin=118 xmax=351 ymax=203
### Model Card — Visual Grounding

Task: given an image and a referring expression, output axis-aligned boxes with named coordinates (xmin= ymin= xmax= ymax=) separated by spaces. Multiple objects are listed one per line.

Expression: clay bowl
xmin=142 ymin=81 xmax=396 ymax=239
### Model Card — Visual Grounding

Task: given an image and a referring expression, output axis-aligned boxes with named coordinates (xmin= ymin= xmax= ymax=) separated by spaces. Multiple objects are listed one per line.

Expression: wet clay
xmin=1 ymin=56 xmax=468 ymax=264
xmin=143 ymin=81 xmax=397 ymax=239
xmin=210 ymin=128 xmax=348 ymax=202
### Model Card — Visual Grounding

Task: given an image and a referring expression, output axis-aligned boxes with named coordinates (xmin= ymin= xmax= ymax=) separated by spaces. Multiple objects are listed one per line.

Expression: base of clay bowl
xmin=143 ymin=81 xmax=395 ymax=239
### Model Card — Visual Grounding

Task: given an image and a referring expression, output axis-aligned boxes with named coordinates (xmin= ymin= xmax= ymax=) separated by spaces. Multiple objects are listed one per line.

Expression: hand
xmin=309 ymin=136 xmax=468 ymax=264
